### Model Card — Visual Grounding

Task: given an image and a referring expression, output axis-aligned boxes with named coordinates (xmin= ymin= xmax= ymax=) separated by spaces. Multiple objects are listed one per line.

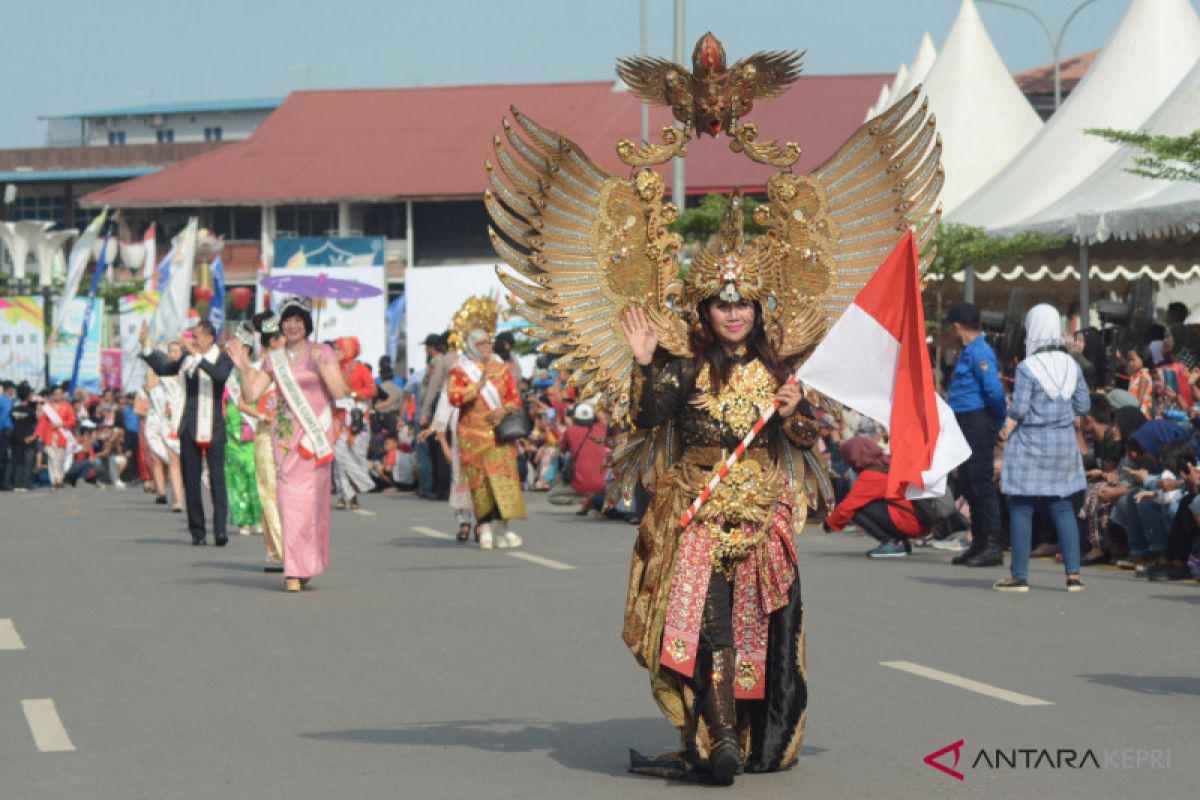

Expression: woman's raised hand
xmin=621 ymin=306 xmax=658 ymax=366
xmin=225 ymin=340 xmax=249 ymax=369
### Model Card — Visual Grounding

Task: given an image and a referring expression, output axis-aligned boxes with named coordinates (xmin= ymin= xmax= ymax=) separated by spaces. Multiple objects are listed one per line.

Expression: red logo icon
xmin=925 ymin=739 xmax=965 ymax=781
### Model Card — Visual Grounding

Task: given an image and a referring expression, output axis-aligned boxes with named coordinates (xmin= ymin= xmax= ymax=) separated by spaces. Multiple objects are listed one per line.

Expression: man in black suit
xmin=140 ymin=321 xmax=234 ymax=545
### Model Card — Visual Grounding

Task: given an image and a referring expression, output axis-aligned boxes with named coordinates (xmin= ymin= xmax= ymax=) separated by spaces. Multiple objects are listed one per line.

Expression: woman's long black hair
xmin=687 ymin=298 xmax=790 ymax=395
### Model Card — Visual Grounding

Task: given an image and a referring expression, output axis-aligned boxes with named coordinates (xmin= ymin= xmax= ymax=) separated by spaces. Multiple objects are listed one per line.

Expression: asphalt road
xmin=1 ymin=486 xmax=1197 ymax=799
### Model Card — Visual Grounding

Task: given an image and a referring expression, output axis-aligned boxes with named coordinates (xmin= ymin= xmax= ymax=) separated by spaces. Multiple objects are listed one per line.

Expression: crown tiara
xmin=278 ymin=295 xmax=313 ymax=316
xmin=234 ymin=321 xmax=257 ymax=347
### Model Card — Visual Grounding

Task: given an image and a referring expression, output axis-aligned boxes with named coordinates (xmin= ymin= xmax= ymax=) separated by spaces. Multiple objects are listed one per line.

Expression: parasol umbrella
xmin=259 ymin=272 xmax=383 ymax=334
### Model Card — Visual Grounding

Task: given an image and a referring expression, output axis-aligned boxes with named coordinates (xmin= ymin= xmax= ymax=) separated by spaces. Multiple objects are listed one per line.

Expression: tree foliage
xmin=1086 ymin=127 xmax=1200 ymax=184
xmin=670 ymin=192 xmax=766 ymax=244
xmin=924 ymin=223 xmax=1069 ymax=285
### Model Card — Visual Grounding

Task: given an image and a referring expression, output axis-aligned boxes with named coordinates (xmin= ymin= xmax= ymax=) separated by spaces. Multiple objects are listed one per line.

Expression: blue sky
xmin=3 ymin=0 xmax=1189 ymax=148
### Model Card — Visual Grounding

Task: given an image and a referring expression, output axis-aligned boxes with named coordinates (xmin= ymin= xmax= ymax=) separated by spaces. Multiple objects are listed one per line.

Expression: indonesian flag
xmin=797 ymin=230 xmax=970 ymax=499
xmin=141 ymin=223 xmax=157 ymax=283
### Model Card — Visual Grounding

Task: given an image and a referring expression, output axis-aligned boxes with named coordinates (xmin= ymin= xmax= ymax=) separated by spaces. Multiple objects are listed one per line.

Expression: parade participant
xmin=250 ymin=311 xmax=286 ymax=572
xmin=228 ymin=297 xmax=347 ymax=592
xmin=944 ymin=302 xmax=1007 ymax=567
xmin=35 ymin=384 xmax=77 ymax=491
xmin=10 ymin=384 xmax=38 ymax=492
xmin=427 ymin=385 xmax=475 ymax=540
xmin=446 ymin=296 xmax=526 ymax=550
xmin=224 ymin=325 xmax=264 ymax=537
xmin=159 ymin=340 xmax=187 ymax=512
xmin=140 ymin=321 xmax=235 ymax=545
xmin=489 ymin=32 xmax=941 ymax=784
xmin=331 ymin=336 xmax=377 ymax=511
xmin=141 ymin=370 xmax=172 ymax=505
xmin=994 ymin=305 xmax=1091 ymax=593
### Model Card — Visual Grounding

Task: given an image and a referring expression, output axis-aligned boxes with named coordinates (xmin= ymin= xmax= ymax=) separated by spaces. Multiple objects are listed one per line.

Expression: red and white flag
xmin=797 ymin=230 xmax=970 ymax=499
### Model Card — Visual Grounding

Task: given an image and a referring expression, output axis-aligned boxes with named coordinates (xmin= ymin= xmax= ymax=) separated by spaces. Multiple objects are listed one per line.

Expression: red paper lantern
xmin=230 ymin=286 xmax=253 ymax=312
xmin=193 ymin=285 xmax=214 ymax=304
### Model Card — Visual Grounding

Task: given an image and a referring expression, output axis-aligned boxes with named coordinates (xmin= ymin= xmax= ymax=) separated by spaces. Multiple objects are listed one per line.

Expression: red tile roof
xmin=80 ymin=76 xmax=888 ymax=208
xmin=1014 ymin=50 xmax=1098 ymax=95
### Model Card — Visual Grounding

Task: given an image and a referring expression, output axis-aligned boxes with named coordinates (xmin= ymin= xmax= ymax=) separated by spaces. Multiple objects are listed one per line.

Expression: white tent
xmin=864 ymin=82 xmax=891 ymax=122
xmin=920 ymin=0 xmax=1043 ymax=213
xmin=893 ymin=32 xmax=938 ymax=99
xmin=949 ymin=0 xmax=1200 ymax=229
xmin=993 ymin=57 xmax=1200 ymax=243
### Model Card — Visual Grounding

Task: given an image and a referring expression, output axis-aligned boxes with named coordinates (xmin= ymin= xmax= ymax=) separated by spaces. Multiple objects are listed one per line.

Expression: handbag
xmin=493 ymin=405 xmax=532 ymax=444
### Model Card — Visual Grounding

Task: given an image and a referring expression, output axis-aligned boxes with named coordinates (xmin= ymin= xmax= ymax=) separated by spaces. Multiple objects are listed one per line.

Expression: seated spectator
xmin=371 ymin=435 xmax=402 ymax=492
xmin=64 ymin=425 xmax=100 ymax=487
xmin=548 ymin=402 xmax=609 ymax=508
xmin=1110 ymin=420 xmax=1190 ymax=572
xmin=822 ymin=436 xmax=928 ymax=558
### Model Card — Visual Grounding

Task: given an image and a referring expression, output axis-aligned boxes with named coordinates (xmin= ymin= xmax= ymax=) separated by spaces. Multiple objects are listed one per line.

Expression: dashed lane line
xmin=410 ymin=526 xmax=576 ymax=570
xmin=880 ymin=661 xmax=1054 ymax=707
xmin=0 ymin=619 xmax=26 ymax=650
xmin=353 ymin=509 xmax=377 ymax=517
xmin=21 ymin=699 xmax=75 ymax=752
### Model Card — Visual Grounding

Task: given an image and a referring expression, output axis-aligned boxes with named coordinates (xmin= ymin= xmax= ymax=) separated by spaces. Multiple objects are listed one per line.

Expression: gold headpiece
xmin=449 ymin=295 xmax=499 ymax=352
xmin=684 ymin=192 xmax=767 ymax=304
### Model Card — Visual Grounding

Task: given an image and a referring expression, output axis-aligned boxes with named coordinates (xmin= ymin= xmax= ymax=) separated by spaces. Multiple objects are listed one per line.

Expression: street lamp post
xmin=978 ymin=0 xmax=1103 ymax=111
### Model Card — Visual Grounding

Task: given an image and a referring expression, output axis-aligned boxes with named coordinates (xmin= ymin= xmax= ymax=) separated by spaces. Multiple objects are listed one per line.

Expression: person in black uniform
xmin=139 ymin=321 xmax=234 ymax=545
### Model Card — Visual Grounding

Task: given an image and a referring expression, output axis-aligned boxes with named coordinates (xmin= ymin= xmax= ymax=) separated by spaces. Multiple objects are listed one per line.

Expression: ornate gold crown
xmin=684 ymin=192 xmax=767 ymax=304
xmin=450 ymin=295 xmax=499 ymax=352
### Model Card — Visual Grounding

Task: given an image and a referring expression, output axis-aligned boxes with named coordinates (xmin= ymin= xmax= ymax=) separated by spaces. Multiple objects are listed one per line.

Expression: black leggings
xmin=853 ymin=500 xmax=908 ymax=544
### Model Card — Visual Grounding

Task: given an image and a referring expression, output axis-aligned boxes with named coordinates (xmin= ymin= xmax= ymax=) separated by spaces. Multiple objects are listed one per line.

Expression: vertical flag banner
xmin=142 ymin=223 xmax=157 ymax=283
xmin=69 ymin=233 xmax=110 ymax=394
xmin=55 ymin=208 xmax=107 ymax=338
xmin=151 ymin=218 xmax=198 ymax=345
xmin=256 ymin=229 xmax=274 ymax=312
xmin=209 ymin=254 xmax=226 ymax=336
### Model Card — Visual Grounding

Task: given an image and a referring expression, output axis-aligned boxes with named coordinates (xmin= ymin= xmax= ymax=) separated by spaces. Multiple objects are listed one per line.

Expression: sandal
xmin=336 ymin=499 xmax=347 ymax=511
xmin=350 ymin=498 xmax=359 ymax=511
xmin=457 ymin=524 xmax=471 ymax=542
xmin=473 ymin=524 xmax=482 ymax=543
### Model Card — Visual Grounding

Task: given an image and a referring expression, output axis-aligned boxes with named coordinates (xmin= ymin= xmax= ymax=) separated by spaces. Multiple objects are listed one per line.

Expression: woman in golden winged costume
xmin=446 ymin=296 xmax=527 ymax=550
xmin=487 ymin=32 xmax=943 ymax=786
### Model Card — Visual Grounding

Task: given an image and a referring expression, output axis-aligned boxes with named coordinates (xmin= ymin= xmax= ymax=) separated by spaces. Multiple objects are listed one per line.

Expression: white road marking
xmin=21 ymin=699 xmax=75 ymax=752
xmin=504 ymin=551 xmax=576 ymax=571
xmin=411 ymin=525 xmax=455 ymax=541
xmin=0 ymin=619 xmax=26 ymax=650
xmin=880 ymin=661 xmax=1053 ymax=707
xmin=409 ymin=526 xmax=576 ymax=570
xmin=353 ymin=509 xmax=377 ymax=517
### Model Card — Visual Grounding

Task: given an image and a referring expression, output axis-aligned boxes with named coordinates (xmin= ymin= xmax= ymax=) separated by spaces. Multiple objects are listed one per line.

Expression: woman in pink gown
xmin=227 ymin=297 xmax=348 ymax=592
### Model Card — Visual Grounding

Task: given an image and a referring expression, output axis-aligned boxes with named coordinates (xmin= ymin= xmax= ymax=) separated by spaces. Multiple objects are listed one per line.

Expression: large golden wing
xmin=757 ymin=87 xmax=943 ymax=357
xmin=730 ymin=49 xmax=805 ymax=104
xmin=486 ymin=108 xmax=688 ymax=420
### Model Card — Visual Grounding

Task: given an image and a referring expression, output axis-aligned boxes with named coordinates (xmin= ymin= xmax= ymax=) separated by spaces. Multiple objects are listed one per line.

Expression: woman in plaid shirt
xmin=994 ymin=305 xmax=1091 ymax=593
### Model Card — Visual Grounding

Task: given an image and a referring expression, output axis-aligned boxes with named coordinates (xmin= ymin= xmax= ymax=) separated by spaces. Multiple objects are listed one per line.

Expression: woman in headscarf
xmin=331 ymin=336 xmax=377 ymax=511
xmin=995 ymin=304 xmax=1090 ymax=593
xmin=446 ymin=296 xmax=526 ymax=550
xmin=823 ymin=435 xmax=927 ymax=557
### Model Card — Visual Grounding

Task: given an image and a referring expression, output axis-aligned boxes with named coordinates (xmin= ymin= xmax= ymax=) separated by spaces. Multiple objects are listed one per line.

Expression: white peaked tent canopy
xmin=893 ymin=32 xmax=938 ymax=99
xmin=919 ymin=0 xmax=1043 ymax=213
xmin=888 ymin=62 xmax=910 ymax=103
xmin=994 ymin=56 xmax=1200 ymax=243
xmin=949 ymin=0 xmax=1200 ymax=229
xmin=864 ymin=82 xmax=892 ymax=122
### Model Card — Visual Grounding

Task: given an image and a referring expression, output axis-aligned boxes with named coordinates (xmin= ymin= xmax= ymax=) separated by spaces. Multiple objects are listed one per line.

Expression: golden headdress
xmin=683 ymin=191 xmax=767 ymax=305
xmin=487 ymin=33 xmax=942 ymax=504
xmin=449 ymin=295 xmax=499 ymax=352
